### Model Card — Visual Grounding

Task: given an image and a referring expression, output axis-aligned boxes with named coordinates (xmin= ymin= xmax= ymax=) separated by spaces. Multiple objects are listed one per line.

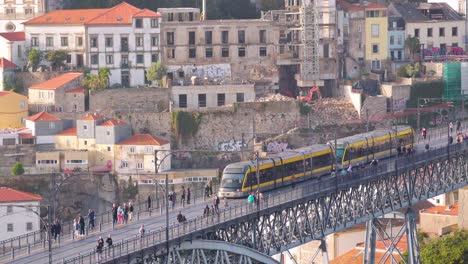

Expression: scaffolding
xmin=299 ymin=0 xmax=320 ymax=86
xmin=443 ymin=62 xmax=461 ymax=102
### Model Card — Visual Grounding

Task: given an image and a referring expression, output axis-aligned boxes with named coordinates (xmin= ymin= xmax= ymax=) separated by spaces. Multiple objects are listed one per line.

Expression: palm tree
xmin=98 ymin=67 xmax=111 ymax=89
xmin=405 ymin=36 xmax=420 ymax=64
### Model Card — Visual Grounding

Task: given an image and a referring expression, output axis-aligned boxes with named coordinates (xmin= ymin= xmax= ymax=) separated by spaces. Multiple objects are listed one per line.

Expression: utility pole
xmin=50 ymin=172 xmax=56 ymax=222
xmin=47 ymin=205 xmax=52 ymax=264
xmin=154 ymin=150 xmax=159 ymax=209
xmin=366 ymin=108 xmax=369 ymax=132
xmin=417 ymin=97 xmax=420 ymax=135
xmin=165 ymin=172 xmax=169 ymax=260
xmin=255 ymin=151 xmax=260 ymax=199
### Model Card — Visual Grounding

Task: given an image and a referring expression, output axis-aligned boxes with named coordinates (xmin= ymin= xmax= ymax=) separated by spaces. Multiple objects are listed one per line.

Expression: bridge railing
xmin=62 ymin=142 xmax=468 ymax=264
xmin=0 ymin=183 xmax=218 ymax=260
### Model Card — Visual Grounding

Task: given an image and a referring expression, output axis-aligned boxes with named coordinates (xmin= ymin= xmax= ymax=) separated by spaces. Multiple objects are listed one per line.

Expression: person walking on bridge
xmin=79 ymin=215 xmax=85 ymax=236
xmin=88 ymin=209 xmax=95 ymax=230
xmin=112 ymin=204 xmax=118 ymax=224
xmin=187 ymin=187 xmax=191 ymax=204
xmin=105 ymin=234 xmax=113 ymax=257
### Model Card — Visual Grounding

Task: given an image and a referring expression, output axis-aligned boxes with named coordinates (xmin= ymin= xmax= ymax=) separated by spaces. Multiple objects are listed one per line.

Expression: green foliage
xmin=123 ymin=176 xmax=139 ymax=200
xmin=2 ymin=75 xmax=15 ymax=91
xmin=299 ymin=102 xmax=311 ymax=115
xmin=146 ymin=62 xmax=167 ymax=86
xmin=82 ymin=67 xmax=111 ymax=91
xmin=45 ymin=50 xmax=68 ymax=70
xmin=11 ymin=162 xmax=25 ymax=176
xmin=171 ymin=111 xmax=202 ymax=143
xmin=397 ymin=66 xmax=408 ymax=77
xmin=405 ymin=36 xmax=421 ymax=63
xmin=28 ymin=49 xmax=42 ymax=71
xmin=420 ymin=230 xmax=468 ymax=264
xmin=407 ymin=81 xmax=444 ymax=108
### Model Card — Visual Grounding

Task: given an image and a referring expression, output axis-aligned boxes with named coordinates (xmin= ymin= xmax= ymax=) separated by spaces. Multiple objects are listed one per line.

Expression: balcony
xmin=121 ymin=46 xmax=129 ymax=52
xmin=121 ymin=61 xmax=131 ymax=69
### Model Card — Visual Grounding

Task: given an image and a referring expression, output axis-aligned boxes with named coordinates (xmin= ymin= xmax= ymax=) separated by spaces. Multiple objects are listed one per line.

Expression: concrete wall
xmin=362 ymin=96 xmax=388 ymax=120
xmin=0 ymin=144 xmax=36 ymax=175
xmin=77 ymin=120 xmax=98 ymax=139
xmin=425 ymin=62 xmax=444 ymax=76
xmin=381 ymin=83 xmax=411 ymax=100
xmin=0 ymin=200 xmax=41 ymax=240
xmin=420 ymin=213 xmax=458 ymax=235
xmin=340 ymin=85 xmax=362 ymax=117
xmin=95 ymin=124 xmax=132 ymax=145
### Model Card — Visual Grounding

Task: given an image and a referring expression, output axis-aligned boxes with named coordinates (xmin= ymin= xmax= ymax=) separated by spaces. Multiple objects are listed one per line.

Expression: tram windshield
xmin=221 ymin=173 xmax=245 ymax=189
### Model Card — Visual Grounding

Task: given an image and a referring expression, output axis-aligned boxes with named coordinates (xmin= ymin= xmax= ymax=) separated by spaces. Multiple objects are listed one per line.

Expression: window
xmin=390 ymin=36 xmax=394 ymax=45
xmin=151 ymin=53 xmax=159 ymax=62
xmin=205 ymin=48 xmax=213 ymax=58
xmin=371 ymin=24 xmax=379 ymax=37
xmin=31 ymin=37 xmax=38 ymax=47
xmin=371 ymin=60 xmax=381 ymax=70
xmin=7 ymin=205 xmax=13 ymax=214
xmin=178 ymin=13 xmax=183 ymax=21
xmin=427 ymin=28 xmax=433 ymax=37
xmin=205 ymin=31 xmax=212 ymax=44
xmin=236 ymin=93 xmax=244 ymax=102
xmin=414 ymin=29 xmax=419 ymax=38
xmin=122 ymin=161 xmax=128 ymax=168
xmin=189 ymin=48 xmax=196 ymax=58
xmin=323 ymin=43 xmax=329 ymax=58
xmin=46 ymin=37 xmax=53 ymax=47
xmin=66 ymin=160 xmax=87 ymax=164
xmin=439 ymin=27 xmax=445 ymax=37
xmin=66 ymin=54 xmax=71 ymax=63
xmin=151 ymin=35 xmax=159 ymax=47
xmin=91 ymin=36 xmax=98 ymax=48
xmin=26 ymin=222 xmax=33 ymax=231
xmin=136 ymin=36 xmax=143 ymax=47
xmin=106 ymin=130 xmax=111 ymax=136
xmin=452 ymin=27 xmax=458 ymax=36
xmin=7 ymin=224 xmax=13 ymax=232
xmin=84 ymin=140 xmax=88 ymax=146
xmin=83 ymin=125 xmax=88 ymax=130
xmin=222 ymin=31 xmax=229 ymax=44
xmin=452 ymin=43 xmax=458 ymax=47
xmin=145 ymin=146 xmax=152 ymax=154
xmin=397 ymin=35 xmax=402 ymax=45
xmin=151 ymin=19 xmax=158 ymax=28
xmin=198 ymin=94 xmax=206 ymax=107
xmin=17 ymin=45 xmax=22 ymax=57
xmin=167 ymin=32 xmax=174 ymax=45
xmin=135 ymin=18 xmax=143 ymax=28
xmin=259 ymin=47 xmax=267 ymax=57
xmin=179 ymin=94 xmax=187 ymax=108
xmin=167 ymin=48 xmax=175 ymax=59
xmin=75 ymin=36 xmax=83 ymax=47
xmin=60 ymin=37 xmax=68 ymax=47
xmin=189 ymin=12 xmax=194 ymax=21
xmin=20 ymin=100 xmax=25 ymax=109
xmin=136 ymin=54 xmax=144 ymax=64
xmin=238 ymin=47 xmax=246 ymax=57
xmin=238 ymin=30 xmax=245 ymax=44
xmin=217 ymin=93 xmax=225 ymax=106
xmin=24 ymin=8 xmax=33 ymax=15
xmin=107 ymin=146 xmax=111 ymax=152
xmin=137 ymin=162 xmax=143 ymax=169
xmin=259 ymin=30 xmax=266 ymax=43
xmin=5 ymin=8 xmax=14 ymax=14
xmin=91 ymin=54 xmax=98 ymax=65
xmin=366 ymin=10 xmax=380 ymax=17
xmin=372 ymin=44 xmax=379 ymax=54
xmin=105 ymin=37 xmax=113 ymax=47
xmin=168 ymin=13 xmax=174 ymax=21
xmin=49 ymin=122 xmax=55 ymax=129
xmin=188 ymin=31 xmax=195 ymax=45
xmin=129 ymin=146 xmax=136 ymax=153
xmin=357 ymin=25 xmax=362 ymax=32
xmin=106 ymin=54 xmax=113 ymax=64
xmin=222 ymin=47 xmax=229 ymax=57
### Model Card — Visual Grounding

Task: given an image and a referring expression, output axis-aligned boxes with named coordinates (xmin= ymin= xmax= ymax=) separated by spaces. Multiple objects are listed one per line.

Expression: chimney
xmin=201 ymin=0 xmax=206 ymax=21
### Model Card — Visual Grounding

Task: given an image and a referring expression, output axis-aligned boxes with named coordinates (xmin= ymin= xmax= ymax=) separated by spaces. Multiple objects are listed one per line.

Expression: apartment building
xmin=23 ymin=2 xmax=161 ymax=86
xmin=0 ymin=90 xmax=27 ymax=128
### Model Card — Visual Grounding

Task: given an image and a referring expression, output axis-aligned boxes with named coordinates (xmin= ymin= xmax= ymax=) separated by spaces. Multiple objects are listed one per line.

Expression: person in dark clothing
xmin=88 ymin=209 xmax=95 ymax=230
xmin=54 ymin=220 xmax=61 ymax=240
xmin=112 ymin=204 xmax=118 ymax=224
xmin=124 ymin=203 xmax=129 ymax=223
xmin=205 ymin=185 xmax=210 ymax=198
xmin=177 ymin=211 xmax=185 ymax=223
xmin=128 ymin=202 xmax=134 ymax=221
xmin=214 ymin=195 xmax=220 ymax=213
xmin=79 ymin=215 xmax=85 ymax=236
xmin=181 ymin=186 xmax=186 ymax=206
xmin=187 ymin=187 xmax=191 ymax=204
xmin=147 ymin=195 xmax=152 ymax=210
xmin=457 ymin=120 xmax=461 ymax=132
xmin=203 ymin=205 xmax=210 ymax=217
xmin=96 ymin=236 xmax=104 ymax=260
xmin=450 ymin=135 xmax=454 ymax=144
xmin=105 ymin=234 xmax=113 ymax=256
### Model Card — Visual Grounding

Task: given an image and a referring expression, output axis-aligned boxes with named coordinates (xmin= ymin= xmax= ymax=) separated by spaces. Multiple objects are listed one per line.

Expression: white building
xmin=0 ymin=32 xmax=25 ymax=67
xmin=23 ymin=2 xmax=161 ymax=86
xmin=0 ymin=187 xmax=42 ymax=240
xmin=0 ymin=0 xmax=46 ymax=32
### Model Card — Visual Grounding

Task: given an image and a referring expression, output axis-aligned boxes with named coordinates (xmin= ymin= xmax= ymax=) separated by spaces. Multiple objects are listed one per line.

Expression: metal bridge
xmin=58 ymin=142 xmax=467 ymax=264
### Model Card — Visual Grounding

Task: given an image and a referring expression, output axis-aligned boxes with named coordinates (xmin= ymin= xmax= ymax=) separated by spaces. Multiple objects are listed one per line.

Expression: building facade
xmin=0 ymin=91 xmax=27 ymax=128
xmin=0 ymin=0 xmax=45 ymax=32
xmin=0 ymin=32 xmax=26 ymax=68
xmin=364 ymin=3 xmax=388 ymax=71
xmin=24 ymin=111 xmax=71 ymax=144
xmin=387 ymin=16 xmax=406 ymax=62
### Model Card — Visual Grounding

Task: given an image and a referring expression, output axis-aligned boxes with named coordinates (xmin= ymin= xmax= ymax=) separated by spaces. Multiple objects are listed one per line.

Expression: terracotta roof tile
xmin=99 ymin=119 xmax=128 ymax=126
xmin=0 ymin=58 xmax=17 ymax=69
xmin=330 ymin=249 xmax=402 ymax=264
xmin=57 ymin=127 xmax=77 ymax=136
xmin=29 ymin=72 xmax=83 ymax=91
xmin=19 ymin=133 xmax=34 ymax=139
xmin=339 ymin=0 xmax=387 ymax=11
xmin=66 ymin=87 xmax=86 ymax=93
xmin=0 ymin=187 xmax=42 ymax=203
xmin=117 ymin=134 xmax=169 ymax=146
xmin=25 ymin=111 xmax=61 ymax=122
xmin=23 ymin=9 xmax=108 ymax=25
xmin=0 ymin=32 xmax=25 ymax=41
xmin=85 ymin=2 xmax=143 ymax=25
xmin=133 ymin=9 xmax=161 ymax=18
xmin=80 ymin=113 xmax=104 ymax=121
xmin=0 ymin=91 xmax=11 ymax=97
xmin=421 ymin=203 xmax=458 ymax=216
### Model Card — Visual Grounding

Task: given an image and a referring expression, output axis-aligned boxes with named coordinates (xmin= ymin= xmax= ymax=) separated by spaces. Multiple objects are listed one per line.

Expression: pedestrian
xmin=203 ymin=205 xmax=210 ymax=217
xmin=214 ymin=195 xmax=220 ymax=213
xmin=450 ymin=121 xmax=453 ymax=134
xmin=74 ymin=218 xmax=80 ymax=237
xmin=96 ymin=237 xmax=104 ymax=262
xmin=88 ymin=209 xmax=95 ymax=230
xmin=422 ymin=128 xmax=427 ymax=140
xmin=112 ymin=204 xmax=118 ymax=224
xmin=124 ymin=203 xmax=129 ymax=223
xmin=450 ymin=135 xmax=454 ymax=144
xmin=187 ymin=187 xmax=191 ymax=204
xmin=223 ymin=197 xmax=228 ymax=208
xmin=117 ymin=205 xmax=124 ymax=224
xmin=139 ymin=225 xmax=145 ymax=238
xmin=54 ymin=220 xmax=61 ymax=241
xmin=181 ymin=186 xmax=186 ymax=206
xmin=177 ymin=211 xmax=184 ymax=223
xmin=208 ymin=179 xmax=213 ymax=196
xmin=147 ymin=195 xmax=152 ymax=210
xmin=425 ymin=141 xmax=430 ymax=151
xmin=79 ymin=215 xmax=85 ymax=236
xmin=457 ymin=120 xmax=461 ymax=132
xmin=205 ymin=185 xmax=210 ymax=198
xmin=105 ymin=234 xmax=113 ymax=256
xmin=128 ymin=202 xmax=134 ymax=221
xmin=247 ymin=192 xmax=255 ymax=204
xmin=168 ymin=192 xmax=174 ymax=209
xmin=172 ymin=191 xmax=177 ymax=207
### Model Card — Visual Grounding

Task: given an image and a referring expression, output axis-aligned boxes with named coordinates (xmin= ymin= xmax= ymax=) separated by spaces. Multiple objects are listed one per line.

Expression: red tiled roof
xmin=23 ymin=9 xmax=108 ymax=25
xmin=0 ymin=32 xmax=25 ymax=41
xmin=421 ymin=203 xmax=458 ymax=216
xmin=25 ymin=111 xmax=61 ymax=122
xmin=339 ymin=0 xmax=386 ymax=11
xmin=29 ymin=72 xmax=83 ymax=91
xmin=19 ymin=133 xmax=34 ymax=139
xmin=0 ymin=187 xmax=42 ymax=203
xmin=0 ymin=91 xmax=11 ymax=97
xmin=0 ymin=58 xmax=17 ymax=69
xmin=66 ymin=87 xmax=85 ymax=93
xmin=80 ymin=113 xmax=104 ymax=121
xmin=57 ymin=127 xmax=77 ymax=136
xmin=117 ymin=134 xmax=169 ymax=146
xmin=99 ymin=119 xmax=128 ymax=126
xmin=85 ymin=2 xmax=145 ymax=25
xmin=330 ymin=249 xmax=402 ymax=264
xmin=133 ymin=8 xmax=161 ymax=18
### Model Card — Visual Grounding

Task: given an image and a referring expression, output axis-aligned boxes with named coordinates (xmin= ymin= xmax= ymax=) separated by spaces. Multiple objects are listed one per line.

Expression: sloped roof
xmin=0 ymin=187 xmax=43 ymax=203
xmin=0 ymin=58 xmax=17 ymax=69
xmin=390 ymin=2 xmax=463 ymax=22
xmin=23 ymin=9 xmax=107 ymax=25
xmin=330 ymin=249 xmax=402 ymax=264
xmin=134 ymin=8 xmax=161 ymax=18
xmin=25 ymin=111 xmax=61 ymax=122
xmin=80 ymin=113 xmax=104 ymax=121
xmin=0 ymin=32 xmax=25 ymax=41
xmin=339 ymin=0 xmax=386 ymax=11
xmin=57 ymin=127 xmax=77 ymax=136
xmin=0 ymin=91 xmax=11 ymax=97
xmin=99 ymin=119 xmax=128 ymax=126
xmin=29 ymin=72 xmax=83 ymax=91
xmin=85 ymin=2 xmax=159 ymax=25
xmin=421 ymin=203 xmax=458 ymax=216
xmin=66 ymin=87 xmax=85 ymax=93
xmin=117 ymin=134 xmax=169 ymax=146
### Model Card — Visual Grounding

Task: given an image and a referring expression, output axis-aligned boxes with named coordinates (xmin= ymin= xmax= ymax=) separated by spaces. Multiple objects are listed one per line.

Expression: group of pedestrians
xmin=96 ymin=234 xmax=113 ymax=262
xmin=112 ymin=202 xmax=134 ymax=225
xmin=50 ymin=219 xmax=62 ymax=242
xmin=73 ymin=215 xmax=86 ymax=237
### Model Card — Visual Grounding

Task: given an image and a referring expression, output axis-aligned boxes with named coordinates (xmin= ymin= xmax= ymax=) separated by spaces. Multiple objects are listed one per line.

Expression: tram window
xmin=312 ymin=153 xmax=331 ymax=168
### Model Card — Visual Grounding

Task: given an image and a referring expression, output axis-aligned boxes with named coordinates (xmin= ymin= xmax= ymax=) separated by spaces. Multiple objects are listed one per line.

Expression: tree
xmin=98 ymin=67 xmax=111 ymax=89
xmin=45 ymin=50 xmax=68 ymax=70
xmin=146 ymin=62 xmax=167 ymax=86
xmin=82 ymin=67 xmax=111 ymax=91
xmin=28 ymin=49 xmax=42 ymax=71
xmin=405 ymin=36 xmax=421 ymax=63
xmin=11 ymin=162 xmax=25 ymax=176
xmin=420 ymin=231 xmax=468 ymax=264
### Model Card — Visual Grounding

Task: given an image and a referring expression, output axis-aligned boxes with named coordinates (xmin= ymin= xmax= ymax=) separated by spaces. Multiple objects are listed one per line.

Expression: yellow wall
xmin=94 ymin=144 xmax=116 ymax=167
xmin=365 ymin=8 xmax=388 ymax=61
xmin=55 ymin=135 xmax=78 ymax=150
xmin=77 ymin=138 xmax=96 ymax=150
xmin=0 ymin=92 xmax=28 ymax=128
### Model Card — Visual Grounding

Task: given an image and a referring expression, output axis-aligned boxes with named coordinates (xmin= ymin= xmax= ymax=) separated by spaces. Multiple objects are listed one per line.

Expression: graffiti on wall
xmin=216 ymin=139 xmax=246 ymax=152
xmin=168 ymin=64 xmax=231 ymax=80
xmin=266 ymin=141 xmax=289 ymax=153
